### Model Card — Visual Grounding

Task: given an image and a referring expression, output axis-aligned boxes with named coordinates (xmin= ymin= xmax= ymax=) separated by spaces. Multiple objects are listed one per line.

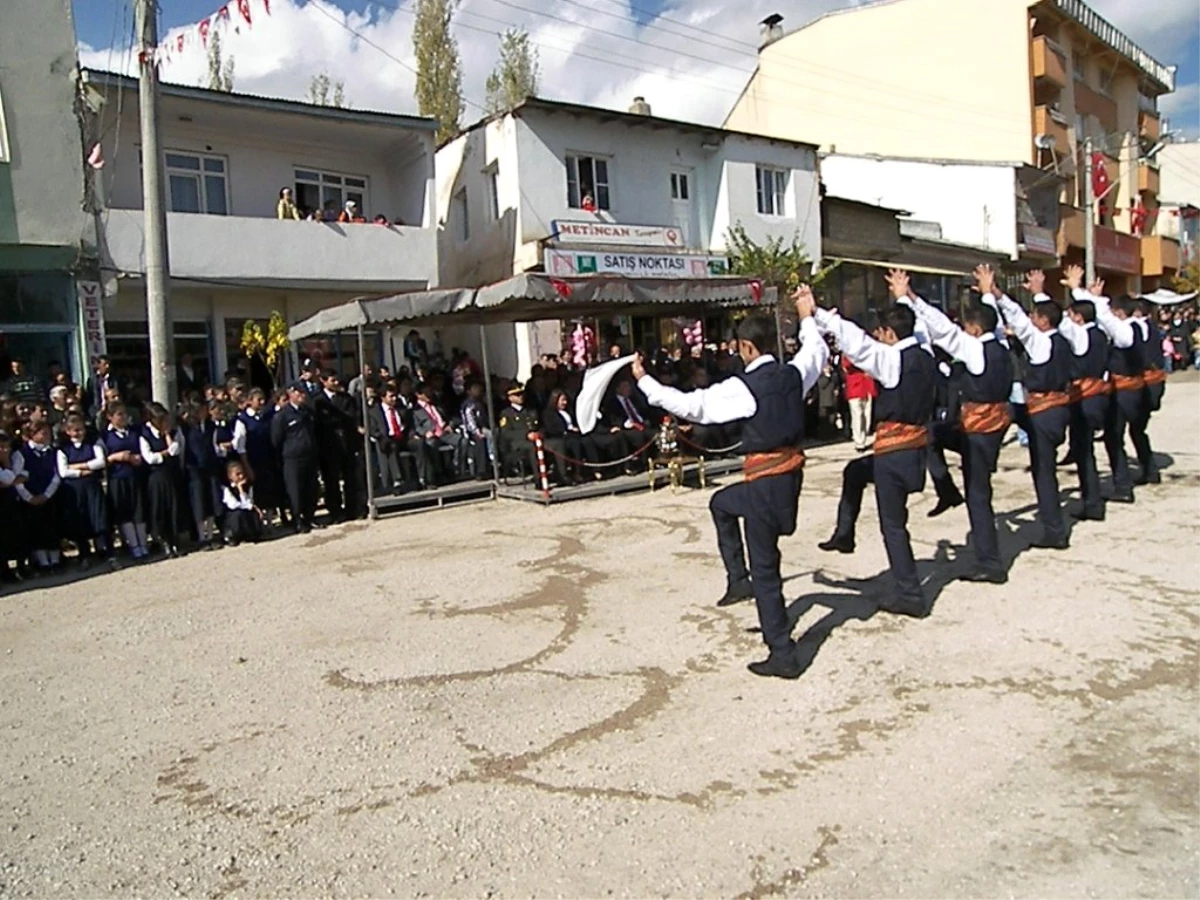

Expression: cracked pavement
xmin=1 ymin=375 xmax=1197 ymax=898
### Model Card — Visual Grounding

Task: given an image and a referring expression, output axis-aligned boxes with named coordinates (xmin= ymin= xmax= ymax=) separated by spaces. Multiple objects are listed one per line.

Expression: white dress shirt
xmin=814 ymin=307 xmax=915 ymax=390
xmin=1073 ymin=288 xmax=1133 ymax=349
xmin=906 ymin=294 xmax=994 ymax=376
xmin=636 ymin=317 xmax=828 ymax=425
xmin=13 ymin=446 xmax=60 ymax=501
xmin=140 ymin=425 xmax=185 ymax=464
xmin=56 ymin=441 xmax=107 ymax=479
xmin=1038 ymin=292 xmax=1090 ymax=356
xmin=996 ymin=293 xmax=1051 ymax=366
xmin=222 ymin=484 xmax=255 ymax=511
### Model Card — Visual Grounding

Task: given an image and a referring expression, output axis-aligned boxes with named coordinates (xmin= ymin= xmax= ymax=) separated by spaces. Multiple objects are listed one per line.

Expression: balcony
xmin=1034 ymin=106 xmax=1070 ymax=156
xmin=1032 ymin=36 xmax=1068 ymax=89
xmin=1141 ymin=234 xmax=1180 ymax=276
xmin=1057 ymin=204 xmax=1085 ymax=254
xmin=1138 ymin=164 xmax=1160 ymax=196
xmin=1074 ymin=83 xmax=1118 ymax=134
xmin=1139 ymin=109 xmax=1161 ymax=141
xmin=101 ymin=209 xmax=438 ymax=291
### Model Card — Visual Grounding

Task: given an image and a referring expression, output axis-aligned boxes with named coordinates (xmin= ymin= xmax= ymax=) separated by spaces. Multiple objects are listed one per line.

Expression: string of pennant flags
xmin=152 ymin=0 xmax=271 ymax=68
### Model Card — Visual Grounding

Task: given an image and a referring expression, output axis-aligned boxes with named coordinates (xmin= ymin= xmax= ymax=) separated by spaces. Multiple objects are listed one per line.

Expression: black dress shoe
xmin=876 ymin=596 xmax=930 ymax=619
xmin=1029 ymin=535 xmax=1070 ymax=550
xmin=716 ymin=579 xmax=754 ymax=607
xmin=1136 ymin=471 xmax=1161 ymax=485
xmin=927 ymin=496 xmax=964 ymax=518
xmin=747 ymin=651 xmax=803 ymax=680
xmin=960 ymin=567 xmax=1008 ymax=585
xmin=817 ymin=534 xmax=855 ymax=554
xmin=1074 ymin=506 xmax=1106 ymax=522
xmin=1107 ymin=491 xmax=1135 ymax=504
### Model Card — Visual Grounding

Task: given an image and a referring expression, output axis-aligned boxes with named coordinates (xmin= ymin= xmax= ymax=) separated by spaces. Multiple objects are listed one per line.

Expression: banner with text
xmin=76 ymin=280 xmax=107 ymax=360
xmin=545 ymin=248 xmax=728 ymax=279
xmin=551 ymin=221 xmax=685 ymax=248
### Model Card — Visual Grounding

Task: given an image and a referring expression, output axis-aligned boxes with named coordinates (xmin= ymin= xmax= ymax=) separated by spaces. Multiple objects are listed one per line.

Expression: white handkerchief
xmin=577 ymin=355 xmax=636 ymax=435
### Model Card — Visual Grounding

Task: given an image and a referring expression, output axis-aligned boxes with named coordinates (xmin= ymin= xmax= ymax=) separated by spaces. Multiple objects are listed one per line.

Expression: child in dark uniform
xmin=221 ymin=460 xmax=263 ymax=545
xmin=56 ymin=414 xmax=112 ymax=569
xmin=0 ymin=433 xmax=27 ymax=582
xmin=102 ymin=403 xmax=149 ymax=560
xmin=140 ymin=402 xmax=186 ymax=558
xmin=15 ymin=421 xmax=62 ymax=573
xmin=180 ymin=401 xmax=222 ymax=550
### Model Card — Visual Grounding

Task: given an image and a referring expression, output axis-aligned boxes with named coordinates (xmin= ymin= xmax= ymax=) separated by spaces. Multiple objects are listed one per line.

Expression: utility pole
xmin=136 ymin=0 xmax=176 ymax=407
xmin=1083 ymin=135 xmax=1096 ymax=286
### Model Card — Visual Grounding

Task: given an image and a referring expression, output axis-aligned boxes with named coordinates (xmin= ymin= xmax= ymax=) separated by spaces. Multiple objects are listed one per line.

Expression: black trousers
xmin=1070 ymin=396 xmax=1107 ymax=514
xmin=318 ymin=447 xmax=348 ymax=519
xmin=1027 ymin=405 xmax=1069 ymax=541
xmin=927 ymin=422 xmax=964 ymax=505
xmin=224 ymin=508 xmax=262 ymax=543
xmin=283 ymin=455 xmax=318 ymax=528
xmin=544 ymin=433 xmax=600 ymax=481
xmin=832 ymin=449 xmax=926 ymax=604
xmin=186 ymin=468 xmax=223 ymax=539
xmin=1129 ymin=384 xmax=1161 ymax=479
xmin=939 ymin=428 xmax=1004 ymax=572
xmin=1104 ymin=388 xmax=1143 ymax=495
xmin=709 ymin=471 xmax=802 ymax=655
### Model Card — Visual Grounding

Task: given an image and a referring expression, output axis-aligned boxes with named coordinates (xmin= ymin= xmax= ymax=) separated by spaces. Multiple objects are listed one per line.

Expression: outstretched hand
xmin=1023 ymin=269 xmax=1046 ymax=295
xmin=630 ymin=354 xmax=646 ymax=381
xmin=973 ymin=263 xmax=997 ymax=297
xmin=1088 ymin=278 xmax=1106 ymax=298
xmin=792 ymin=283 xmax=817 ymax=320
xmin=1061 ymin=264 xmax=1084 ymax=291
xmin=885 ymin=268 xmax=911 ymax=301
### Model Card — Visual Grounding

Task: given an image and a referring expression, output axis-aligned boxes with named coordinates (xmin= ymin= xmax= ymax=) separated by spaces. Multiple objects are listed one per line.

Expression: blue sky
xmin=72 ymin=0 xmax=1199 ymax=137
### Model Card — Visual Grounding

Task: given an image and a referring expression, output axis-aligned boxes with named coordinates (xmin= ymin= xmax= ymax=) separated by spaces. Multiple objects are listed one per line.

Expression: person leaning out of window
xmin=277 ymin=187 xmax=301 ymax=221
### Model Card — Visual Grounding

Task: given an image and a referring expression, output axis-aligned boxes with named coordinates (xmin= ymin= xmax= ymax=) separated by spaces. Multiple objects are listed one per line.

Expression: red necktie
xmin=387 ymin=406 xmax=401 ymax=437
xmin=426 ymin=403 xmax=444 ymax=433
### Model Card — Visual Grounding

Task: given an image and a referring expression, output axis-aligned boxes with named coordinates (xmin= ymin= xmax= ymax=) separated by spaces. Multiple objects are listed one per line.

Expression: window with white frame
xmin=294 ymin=168 xmax=368 ymax=218
xmin=485 ymin=165 xmax=500 ymax=222
xmin=453 ymin=188 xmax=469 ymax=241
xmin=670 ymin=171 xmax=689 ymax=201
xmin=566 ymin=154 xmax=611 ymax=210
xmin=165 ymin=152 xmax=228 ymax=215
xmin=755 ymin=166 xmax=788 ymax=216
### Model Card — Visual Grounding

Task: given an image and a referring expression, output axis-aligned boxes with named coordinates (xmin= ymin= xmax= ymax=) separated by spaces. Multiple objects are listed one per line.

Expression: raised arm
xmin=1074 ymin=276 xmax=1133 ymax=349
xmin=1049 ymin=267 xmax=1088 ymax=355
xmin=995 ymin=290 xmax=1050 ymax=365
xmin=813 ymin=307 xmax=901 ymax=389
xmin=787 ymin=285 xmax=830 ymax=395
xmin=636 ymin=366 xmax=756 ymax=425
xmin=888 ymin=268 xmax=986 ymax=375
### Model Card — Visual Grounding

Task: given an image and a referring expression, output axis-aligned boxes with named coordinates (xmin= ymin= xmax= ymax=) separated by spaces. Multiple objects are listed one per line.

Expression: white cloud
xmin=76 ymin=0 xmax=1197 ymax=133
xmin=1160 ymin=82 xmax=1200 ymax=138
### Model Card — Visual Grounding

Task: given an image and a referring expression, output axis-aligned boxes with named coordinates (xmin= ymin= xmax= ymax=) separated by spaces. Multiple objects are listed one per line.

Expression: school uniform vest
xmin=1108 ymin=320 xmax=1145 ymax=377
xmin=237 ymin=410 xmax=272 ymax=465
xmin=1140 ymin=322 xmax=1163 ymax=372
xmin=103 ymin=428 xmax=140 ymax=479
xmin=143 ymin=427 xmax=179 ymax=469
xmin=1024 ymin=332 xmax=1073 ymax=394
xmin=735 ymin=361 xmax=805 ymax=453
xmin=1071 ymin=326 xmax=1109 ymax=381
xmin=62 ymin=441 xmax=99 ymax=476
xmin=22 ymin=444 xmax=57 ymax=495
xmin=875 ymin=343 xmax=937 ymax=425
xmin=183 ymin=422 xmax=217 ymax=470
xmin=959 ymin=339 xmax=1013 ymax=404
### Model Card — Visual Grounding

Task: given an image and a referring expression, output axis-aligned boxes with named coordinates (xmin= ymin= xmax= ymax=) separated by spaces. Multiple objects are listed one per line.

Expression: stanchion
xmin=532 ymin=433 xmax=552 ymax=501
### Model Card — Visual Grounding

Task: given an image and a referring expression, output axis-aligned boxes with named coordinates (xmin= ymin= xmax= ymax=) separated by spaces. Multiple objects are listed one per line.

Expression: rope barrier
xmin=535 ymin=434 xmax=659 ymax=469
xmin=532 ymin=434 xmax=552 ymax=500
xmin=675 ymin=434 xmax=744 ymax=455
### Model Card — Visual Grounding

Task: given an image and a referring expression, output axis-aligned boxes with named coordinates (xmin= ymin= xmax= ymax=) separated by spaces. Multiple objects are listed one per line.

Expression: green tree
xmin=412 ymin=0 xmax=464 ymax=144
xmin=206 ymin=29 xmax=235 ymax=92
xmin=484 ymin=28 xmax=540 ymax=115
xmin=1172 ymin=259 xmax=1199 ymax=295
xmin=308 ymin=71 xmax=347 ymax=108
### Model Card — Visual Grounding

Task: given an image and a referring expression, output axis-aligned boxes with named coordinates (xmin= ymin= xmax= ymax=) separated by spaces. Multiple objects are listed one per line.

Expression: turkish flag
xmin=1091 ymin=152 xmax=1112 ymax=201
xmin=237 ymin=0 xmax=253 ymax=26
xmin=198 ymin=17 xmax=210 ymax=47
xmin=1131 ymin=199 xmax=1147 ymax=236
xmin=549 ymin=279 xmax=573 ymax=299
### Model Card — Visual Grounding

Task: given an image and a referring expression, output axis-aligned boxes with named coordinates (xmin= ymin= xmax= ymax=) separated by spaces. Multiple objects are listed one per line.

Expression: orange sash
xmin=1026 ymin=390 xmax=1071 ymax=416
xmin=960 ymin=401 xmax=1011 ymax=435
xmin=1110 ymin=373 xmax=1145 ymax=393
xmin=1069 ymin=376 xmax=1111 ymax=403
xmin=743 ymin=447 xmax=805 ymax=483
xmin=1143 ymin=368 xmax=1166 ymax=387
xmin=873 ymin=421 xmax=928 ymax=456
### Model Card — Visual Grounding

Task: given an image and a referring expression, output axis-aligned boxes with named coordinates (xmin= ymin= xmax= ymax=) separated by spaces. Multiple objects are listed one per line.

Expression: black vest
xmin=875 ymin=343 xmax=937 ymax=426
xmin=1138 ymin=320 xmax=1163 ymax=372
xmin=1024 ymin=332 xmax=1073 ymax=393
xmin=736 ymin=360 xmax=805 ymax=453
xmin=959 ymin=338 xmax=1013 ymax=404
xmin=1071 ymin=326 xmax=1109 ymax=381
xmin=1107 ymin=318 xmax=1145 ymax=376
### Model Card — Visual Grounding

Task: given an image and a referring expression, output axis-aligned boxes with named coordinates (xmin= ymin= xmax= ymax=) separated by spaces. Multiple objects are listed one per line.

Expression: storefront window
xmin=106 ymin=320 xmax=211 ymax=401
xmin=0 ymin=274 xmax=74 ymax=325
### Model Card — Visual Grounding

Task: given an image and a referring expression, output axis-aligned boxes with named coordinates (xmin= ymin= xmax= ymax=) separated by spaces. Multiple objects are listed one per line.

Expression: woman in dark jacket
xmin=541 ymin=389 xmax=601 ymax=484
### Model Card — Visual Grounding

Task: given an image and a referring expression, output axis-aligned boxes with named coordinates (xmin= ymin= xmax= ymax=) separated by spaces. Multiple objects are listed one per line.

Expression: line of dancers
xmin=634 ymin=264 xmax=1166 ymax=679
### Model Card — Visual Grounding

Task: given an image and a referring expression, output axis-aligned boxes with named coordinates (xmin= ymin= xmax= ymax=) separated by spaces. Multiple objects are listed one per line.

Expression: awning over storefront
xmin=287 ymin=274 xmax=775 ymax=340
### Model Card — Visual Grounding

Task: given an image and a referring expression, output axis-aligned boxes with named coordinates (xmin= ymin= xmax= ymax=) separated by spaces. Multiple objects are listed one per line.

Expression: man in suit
xmin=177 ymin=352 xmax=200 ymax=398
xmin=413 ymin=382 xmax=464 ymax=485
xmin=605 ymin=379 xmax=657 ymax=472
xmin=84 ymin=355 xmax=123 ymax=417
xmin=368 ymin=384 xmax=423 ymax=492
xmin=270 ymin=381 xmax=320 ymax=533
xmin=312 ymin=370 xmax=362 ymax=522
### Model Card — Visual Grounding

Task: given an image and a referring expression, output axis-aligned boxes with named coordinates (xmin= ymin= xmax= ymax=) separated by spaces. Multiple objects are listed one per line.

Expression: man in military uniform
xmin=497 ymin=383 xmax=539 ymax=478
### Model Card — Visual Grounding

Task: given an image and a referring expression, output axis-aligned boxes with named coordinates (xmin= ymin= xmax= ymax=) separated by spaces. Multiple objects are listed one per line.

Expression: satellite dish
xmin=1034 ymin=133 xmax=1056 ymax=150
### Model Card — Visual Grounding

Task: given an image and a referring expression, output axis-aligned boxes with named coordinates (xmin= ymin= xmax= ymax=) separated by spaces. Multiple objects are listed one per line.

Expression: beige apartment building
xmin=726 ymin=0 xmax=1180 ymax=293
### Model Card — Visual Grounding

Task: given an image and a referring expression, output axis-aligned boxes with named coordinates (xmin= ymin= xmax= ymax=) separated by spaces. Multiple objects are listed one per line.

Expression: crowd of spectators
xmin=276 ymin=188 xmax=400 ymax=227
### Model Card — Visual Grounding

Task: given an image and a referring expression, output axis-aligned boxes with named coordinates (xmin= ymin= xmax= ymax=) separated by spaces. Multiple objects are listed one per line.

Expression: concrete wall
xmin=0 ymin=0 xmax=92 ymax=256
xmin=821 ymin=155 xmax=1020 ymax=258
xmin=724 ymin=0 xmax=1035 ymax=165
xmin=1158 ymin=142 xmax=1200 ymax=248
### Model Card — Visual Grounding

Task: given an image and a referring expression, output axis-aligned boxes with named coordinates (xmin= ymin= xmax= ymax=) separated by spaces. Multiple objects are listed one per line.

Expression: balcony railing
xmin=1052 ymin=0 xmax=1175 ymax=91
xmin=102 ymin=209 xmax=438 ymax=289
xmin=1032 ymin=36 xmax=1068 ymax=89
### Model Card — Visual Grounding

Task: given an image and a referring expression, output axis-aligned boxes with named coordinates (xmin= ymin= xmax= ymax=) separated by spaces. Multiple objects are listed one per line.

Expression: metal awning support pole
xmin=357 ymin=323 xmax=377 ymax=519
xmin=478 ymin=322 xmax=502 ymax=486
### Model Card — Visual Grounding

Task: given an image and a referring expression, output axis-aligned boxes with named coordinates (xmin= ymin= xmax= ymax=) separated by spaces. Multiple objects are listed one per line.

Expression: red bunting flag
xmin=1091 ymin=152 xmax=1112 ymax=201
xmin=218 ymin=5 xmax=231 ymax=24
xmin=549 ymin=279 xmax=573 ymax=299
xmin=749 ymin=280 xmax=763 ymax=304
xmin=237 ymin=0 xmax=253 ymax=27
xmin=176 ymin=33 xmax=185 ymax=53
xmin=262 ymin=0 xmax=271 ymax=13
xmin=198 ymin=17 xmax=211 ymax=47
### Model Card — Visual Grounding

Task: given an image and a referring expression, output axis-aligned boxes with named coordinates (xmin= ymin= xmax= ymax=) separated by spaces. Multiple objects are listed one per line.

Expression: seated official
xmin=603 ymin=379 xmax=658 ymax=473
xmin=496 ymin=383 xmax=539 ymax=478
xmin=413 ymin=383 xmax=465 ymax=485
xmin=541 ymin=389 xmax=604 ymax=484
xmin=368 ymin=386 xmax=424 ymax=491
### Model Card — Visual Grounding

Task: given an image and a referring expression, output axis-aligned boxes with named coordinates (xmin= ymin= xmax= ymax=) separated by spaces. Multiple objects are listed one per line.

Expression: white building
xmin=820 ymin=154 xmax=1063 ymax=268
xmin=435 ymin=98 xmax=821 ymax=377
xmin=82 ymin=70 xmax=439 ymax=391
xmin=1157 ymin=141 xmax=1200 ymax=266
